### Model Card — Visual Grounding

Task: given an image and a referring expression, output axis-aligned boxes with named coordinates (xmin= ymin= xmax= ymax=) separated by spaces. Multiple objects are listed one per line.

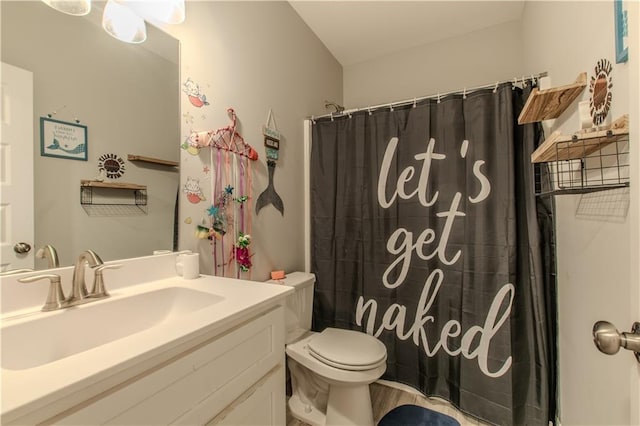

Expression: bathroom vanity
xmin=0 ymin=253 xmax=292 ymax=425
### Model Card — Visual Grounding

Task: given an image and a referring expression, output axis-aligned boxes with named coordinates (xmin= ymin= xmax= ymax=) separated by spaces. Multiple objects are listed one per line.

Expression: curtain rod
xmin=309 ymin=72 xmax=548 ymax=121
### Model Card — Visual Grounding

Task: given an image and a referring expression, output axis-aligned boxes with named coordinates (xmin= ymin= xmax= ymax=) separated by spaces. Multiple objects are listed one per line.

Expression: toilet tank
xmin=266 ymin=272 xmax=315 ymax=344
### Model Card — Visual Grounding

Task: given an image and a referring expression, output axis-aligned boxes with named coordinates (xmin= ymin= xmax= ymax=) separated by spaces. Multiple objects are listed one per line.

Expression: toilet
xmin=268 ymin=272 xmax=387 ymax=426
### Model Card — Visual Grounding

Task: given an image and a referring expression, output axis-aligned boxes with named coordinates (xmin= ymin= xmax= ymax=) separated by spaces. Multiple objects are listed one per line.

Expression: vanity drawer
xmin=175 ymin=364 xmax=286 ymax=425
xmin=55 ymin=305 xmax=285 ymax=425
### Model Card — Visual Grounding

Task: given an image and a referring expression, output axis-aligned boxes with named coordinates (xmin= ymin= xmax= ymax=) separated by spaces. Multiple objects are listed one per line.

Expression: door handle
xmin=13 ymin=242 xmax=31 ymax=254
xmin=592 ymin=321 xmax=640 ymax=363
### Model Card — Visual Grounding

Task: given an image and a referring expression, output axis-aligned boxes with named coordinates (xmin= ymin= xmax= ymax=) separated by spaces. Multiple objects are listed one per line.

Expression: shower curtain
xmin=310 ymin=84 xmax=556 ymax=426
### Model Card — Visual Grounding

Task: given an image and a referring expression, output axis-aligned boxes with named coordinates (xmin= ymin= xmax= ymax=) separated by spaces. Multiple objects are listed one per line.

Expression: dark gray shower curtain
xmin=310 ymin=84 xmax=556 ymax=426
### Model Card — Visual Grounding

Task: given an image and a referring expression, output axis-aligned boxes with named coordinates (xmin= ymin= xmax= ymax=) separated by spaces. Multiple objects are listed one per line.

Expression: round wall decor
xmin=98 ymin=153 xmax=126 ymax=179
xmin=589 ymin=58 xmax=613 ymax=126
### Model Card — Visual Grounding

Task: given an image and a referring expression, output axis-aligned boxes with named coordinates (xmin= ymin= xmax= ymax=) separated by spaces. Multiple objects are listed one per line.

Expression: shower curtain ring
xmin=463 ymin=88 xmax=467 ymax=99
xmin=493 ymin=81 xmax=499 ymax=93
xmin=437 ymin=93 xmax=441 ymax=104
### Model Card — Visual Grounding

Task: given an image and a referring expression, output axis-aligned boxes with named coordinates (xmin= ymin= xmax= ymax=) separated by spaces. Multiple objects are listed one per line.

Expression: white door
xmin=589 ymin=3 xmax=640 ymax=425
xmin=1 ymin=62 xmax=34 ymax=271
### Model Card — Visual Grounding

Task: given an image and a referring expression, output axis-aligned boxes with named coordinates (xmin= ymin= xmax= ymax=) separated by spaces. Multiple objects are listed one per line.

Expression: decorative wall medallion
xmin=98 ymin=153 xmax=125 ymax=179
xmin=589 ymin=58 xmax=613 ymax=126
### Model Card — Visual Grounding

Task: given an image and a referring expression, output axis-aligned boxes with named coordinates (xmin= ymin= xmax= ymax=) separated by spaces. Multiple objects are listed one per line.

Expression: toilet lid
xmin=307 ymin=328 xmax=387 ymax=371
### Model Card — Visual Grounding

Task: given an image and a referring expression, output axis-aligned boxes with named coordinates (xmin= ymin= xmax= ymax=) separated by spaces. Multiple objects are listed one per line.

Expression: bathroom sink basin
xmin=1 ymin=287 xmax=224 ymax=371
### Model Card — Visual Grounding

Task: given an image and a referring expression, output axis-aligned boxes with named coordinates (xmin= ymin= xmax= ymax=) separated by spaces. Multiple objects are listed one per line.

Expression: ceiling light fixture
xmin=125 ymin=0 xmax=185 ymax=25
xmin=41 ymin=0 xmax=91 ymax=16
xmin=41 ymin=0 xmax=185 ymax=44
xmin=102 ymin=0 xmax=147 ymax=44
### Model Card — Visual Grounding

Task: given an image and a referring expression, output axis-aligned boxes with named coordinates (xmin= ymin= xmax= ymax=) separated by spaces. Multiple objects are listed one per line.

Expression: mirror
xmin=1 ymin=1 xmax=180 ymax=269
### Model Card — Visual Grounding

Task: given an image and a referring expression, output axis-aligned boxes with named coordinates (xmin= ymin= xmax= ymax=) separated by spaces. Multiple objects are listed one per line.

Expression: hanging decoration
xmin=589 ymin=58 xmax=613 ymax=126
xmin=189 ymin=108 xmax=257 ymax=277
xmin=256 ymin=109 xmax=284 ymax=215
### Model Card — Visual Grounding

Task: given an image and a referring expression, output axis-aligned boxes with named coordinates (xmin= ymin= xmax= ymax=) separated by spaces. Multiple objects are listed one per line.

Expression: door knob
xmin=592 ymin=321 xmax=640 ymax=363
xmin=13 ymin=242 xmax=31 ymax=254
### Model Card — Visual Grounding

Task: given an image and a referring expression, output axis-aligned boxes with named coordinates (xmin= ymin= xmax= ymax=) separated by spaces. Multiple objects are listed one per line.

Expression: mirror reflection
xmin=1 ymin=1 xmax=180 ymax=270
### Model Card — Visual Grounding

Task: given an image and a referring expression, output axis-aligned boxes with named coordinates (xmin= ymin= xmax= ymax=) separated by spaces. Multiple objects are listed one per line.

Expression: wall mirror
xmin=1 ymin=1 xmax=180 ymax=270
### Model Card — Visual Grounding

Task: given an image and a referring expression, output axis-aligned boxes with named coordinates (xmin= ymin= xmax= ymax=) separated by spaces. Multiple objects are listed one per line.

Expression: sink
xmin=1 ymin=287 xmax=224 ymax=371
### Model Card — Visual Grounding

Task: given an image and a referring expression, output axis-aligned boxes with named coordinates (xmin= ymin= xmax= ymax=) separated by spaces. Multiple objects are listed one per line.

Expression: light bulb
xmin=125 ymin=0 xmax=185 ymax=25
xmin=102 ymin=0 xmax=147 ymax=44
xmin=41 ymin=0 xmax=91 ymax=16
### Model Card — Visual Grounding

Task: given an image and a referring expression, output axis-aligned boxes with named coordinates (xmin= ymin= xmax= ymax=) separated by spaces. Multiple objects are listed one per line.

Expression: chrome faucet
xmin=36 ymin=244 xmax=60 ymax=268
xmin=68 ymin=250 xmax=103 ymax=306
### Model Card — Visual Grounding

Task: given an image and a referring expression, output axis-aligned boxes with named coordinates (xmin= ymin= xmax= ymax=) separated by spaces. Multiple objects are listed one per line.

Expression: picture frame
xmin=40 ymin=117 xmax=88 ymax=161
xmin=614 ymin=0 xmax=628 ymax=63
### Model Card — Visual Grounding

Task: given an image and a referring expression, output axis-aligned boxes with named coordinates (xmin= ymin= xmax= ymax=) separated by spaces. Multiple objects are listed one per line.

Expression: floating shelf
xmin=533 ymin=115 xmax=629 ymax=197
xmin=127 ymin=154 xmax=179 ymax=168
xmin=531 ymin=115 xmax=628 ymax=163
xmin=80 ymin=179 xmax=146 ymax=190
xmin=80 ymin=180 xmax=147 ymax=215
xmin=518 ymin=72 xmax=587 ymax=124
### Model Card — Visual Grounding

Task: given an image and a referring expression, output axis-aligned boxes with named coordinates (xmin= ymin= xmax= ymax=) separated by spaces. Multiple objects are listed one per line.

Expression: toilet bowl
xmin=266 ymin=272 xmax=387 ymax=426
xmin=286 ymin=328 xmax=387 ymax=426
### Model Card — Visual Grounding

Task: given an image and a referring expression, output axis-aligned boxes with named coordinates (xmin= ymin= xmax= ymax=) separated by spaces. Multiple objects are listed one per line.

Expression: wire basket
xmin=535 ymin=132 xmax=629 ymax=196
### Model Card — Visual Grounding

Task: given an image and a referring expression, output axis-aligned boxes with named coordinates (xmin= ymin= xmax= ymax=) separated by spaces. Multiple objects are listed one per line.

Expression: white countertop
xmin=1 ymin=256 xmax=293 ymax=424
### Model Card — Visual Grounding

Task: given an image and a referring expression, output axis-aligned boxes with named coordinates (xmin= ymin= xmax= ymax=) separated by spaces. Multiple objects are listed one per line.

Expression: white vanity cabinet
xmin=47 ymin=305 xmax=286 ymax=425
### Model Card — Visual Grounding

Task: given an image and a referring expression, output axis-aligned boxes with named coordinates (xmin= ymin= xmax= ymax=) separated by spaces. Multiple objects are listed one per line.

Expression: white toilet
xmin=268 ymin=272 xmax=387 ymax=426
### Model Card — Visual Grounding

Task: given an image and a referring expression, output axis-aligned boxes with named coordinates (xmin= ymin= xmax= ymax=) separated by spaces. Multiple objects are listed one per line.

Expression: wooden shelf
xmin=80 ymin=179 xmax=146 ymax=190
xmin=127 ymin=154 xmax=179 ymax=167
xmin=518 ymin=72 xmax=587 ymax=124
xmin=531 ymin=115 xmax=629 ymax=163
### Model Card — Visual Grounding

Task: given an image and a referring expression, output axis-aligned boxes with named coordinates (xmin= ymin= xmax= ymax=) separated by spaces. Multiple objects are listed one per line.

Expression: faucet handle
xmin=90 ymin=264 xmax=122 ymax=298
xmin=18 ymin=274 xmax=66 ymax=311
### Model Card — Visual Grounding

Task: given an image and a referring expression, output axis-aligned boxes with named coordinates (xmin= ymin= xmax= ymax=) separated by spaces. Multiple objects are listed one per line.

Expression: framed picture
xmin=614 ymin=0 xmax=628 ymax=63
xmin=40 ymin=117 xmax=88 ymax=161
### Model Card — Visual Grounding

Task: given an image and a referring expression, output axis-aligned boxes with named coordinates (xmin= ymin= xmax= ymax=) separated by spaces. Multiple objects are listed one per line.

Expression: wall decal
xmin=183 ymin=176 xmax=206 ymax=204
xmin=181 ymin=135 xmax=200 ymax=155
xmin=183 ymin=111 xmax=194 ymax=124
xmin=182 ymin=77 xmax=209 ymax=108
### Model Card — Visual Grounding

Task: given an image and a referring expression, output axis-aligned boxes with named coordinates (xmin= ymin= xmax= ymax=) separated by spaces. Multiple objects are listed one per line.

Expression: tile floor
xmin=287 ymin=381 xmax=488 ymax=426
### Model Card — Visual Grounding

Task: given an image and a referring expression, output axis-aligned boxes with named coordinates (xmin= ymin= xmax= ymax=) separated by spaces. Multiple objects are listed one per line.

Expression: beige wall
xmin=522 ymin=2 xmax=634 ymax=425
xmin=343 ymin=20 xmax=524 ymax=108
xmin=159 ymin=2 xmax=342 ymax=280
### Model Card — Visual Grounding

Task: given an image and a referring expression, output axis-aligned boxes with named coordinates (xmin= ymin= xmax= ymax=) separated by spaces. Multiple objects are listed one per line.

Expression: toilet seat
xmin=307 ymin=328 xmax=387 ymax=371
